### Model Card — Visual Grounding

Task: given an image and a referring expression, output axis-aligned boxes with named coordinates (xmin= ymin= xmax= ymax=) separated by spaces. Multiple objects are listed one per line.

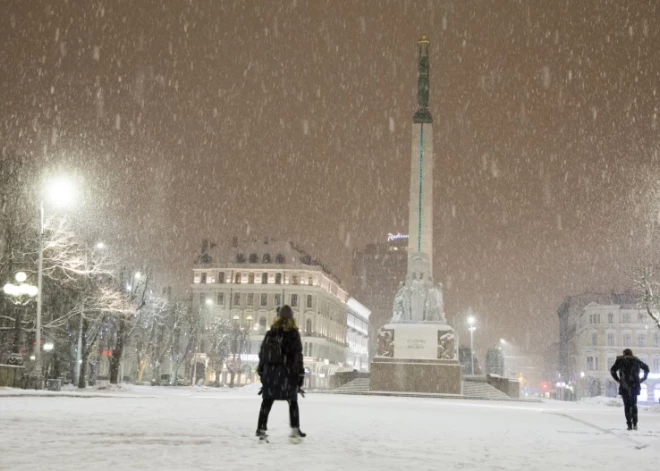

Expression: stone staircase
xmin=333 ymin=377 xmax=371 ymax=393
xmin=462 ymin=380 xmax=511 ymax=400
xmin=333 ymin=377 xmax=512 ymax=401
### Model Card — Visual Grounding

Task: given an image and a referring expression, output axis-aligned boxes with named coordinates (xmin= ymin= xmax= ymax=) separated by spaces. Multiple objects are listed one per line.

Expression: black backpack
xmin=262 ymin=331 xmax=285 ymax=365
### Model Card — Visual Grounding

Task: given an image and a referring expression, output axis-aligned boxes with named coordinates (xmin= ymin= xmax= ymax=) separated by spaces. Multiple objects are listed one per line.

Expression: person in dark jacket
xmin=610 ymin=348 xmax=649 ymax=430
xmin=256 ymin=305 xmax=306 ymax=442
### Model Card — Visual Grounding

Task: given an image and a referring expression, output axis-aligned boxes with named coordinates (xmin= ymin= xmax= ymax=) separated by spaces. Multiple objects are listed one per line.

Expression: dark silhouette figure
xmin=256 ymin=305 xmax=306 ymax=442
xmin=610 ymin=348 xmax=649 ymax=430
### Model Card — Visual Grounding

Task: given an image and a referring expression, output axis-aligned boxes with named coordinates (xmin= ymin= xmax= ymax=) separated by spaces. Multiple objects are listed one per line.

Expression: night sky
xmin=2 ymin=1 xmax=659 ymax=355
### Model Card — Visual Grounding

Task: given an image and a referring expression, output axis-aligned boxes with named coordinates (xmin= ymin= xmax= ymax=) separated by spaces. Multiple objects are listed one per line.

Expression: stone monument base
xmin=370 ymin=357 xmax=462 ymax=395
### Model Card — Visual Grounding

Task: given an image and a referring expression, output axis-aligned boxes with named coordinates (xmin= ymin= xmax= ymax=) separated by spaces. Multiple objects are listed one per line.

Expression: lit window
xmin=248 ymin=273 xmax=255 ymax=284
xmin=235 ymin=273 xmax=241 ymax=284
xmin=292 ymin=275 xmax=299 ymax=285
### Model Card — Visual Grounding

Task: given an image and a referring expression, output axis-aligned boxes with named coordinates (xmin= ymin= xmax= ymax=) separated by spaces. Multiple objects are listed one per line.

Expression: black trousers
xmin=257 ymin=398 xmax=300 ymax=430
xmin=621 ymin=393 xmax=638 ymax=426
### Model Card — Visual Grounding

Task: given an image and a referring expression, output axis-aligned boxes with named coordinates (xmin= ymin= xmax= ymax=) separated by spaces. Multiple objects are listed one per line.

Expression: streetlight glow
xmin=96 ymin=242 xmax=105 ymax=249
xmin=468 ymin=316 xmax=476 ymax=326
xmin=43 ymin=342 xmax=54 ymax=352
xmin=45 ymin=176 xmax=77 ymax=207
xmin=15 ymin=272 xmax=27 ymax=283
xmin=205 ymin=298 xmax=213 ymax=306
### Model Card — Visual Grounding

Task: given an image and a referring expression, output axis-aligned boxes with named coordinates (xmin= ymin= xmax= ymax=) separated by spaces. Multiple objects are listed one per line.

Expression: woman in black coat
xmin=256 ymin=305 xmax=305 ymax=442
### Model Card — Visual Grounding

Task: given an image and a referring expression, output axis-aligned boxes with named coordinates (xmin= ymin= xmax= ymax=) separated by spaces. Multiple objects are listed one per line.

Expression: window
xmin=275 ymin=273 xmax=282 ymax=284
xmin=654 ymin=358 xmax=660 ymax=373
xmin=262 ymin=253 xmax=272 ymax=263
xmin=218 ymin=272 xmax=225 ymax=284
xmin=623 ymin=313 xmax=631 ymax=323
xmin=291 ymin=294 xmax=298 ymax=307
xmin=201 ymin=272 xmax=207 ymax=284
xmin=587 ymin=356 xmax=594 ymax=371
xmin=275 ymin=253 xmax=285 ymax=263
xmin=217 ymin=293 xmax=224 ymax=305
xmin=608 ymin=313 xmax=614 ymax=323
xmin=259 ymin=317 xmax=267 ymax=328
xmin=274 ymin=294 xmax=281 ymax=307
xmin=592 ymin=332 xmax=598 ymax=346
xmin=249 ymin=253 xmax=259 ymax=263
xmin=261 ymin=293 xmax=268 ymax=306
xmin=236 ymin=253 xmax=246 ymax=263
xmin=199 ymin=293 xmax=205 ymax=304
xmin=248 ymin=273 xmax=255 ymax=284
xmin=607 ymin=333 xmax=615 ymax=346
xmin=655 ymin=333 xmax=660 ymax=347
xmin=623 ymin=333 xmax=631 ymax=346
xmin=306 ymin=318 xmax=312 ymax=336
xmin=638 ymin=333 xmax=646 ymax=348
xmin=235 ymin=273 xmax=241 ymax=284
xmin=607 ymin=356 xmax=616 ymax=369
xmin=233 ymin=293 xmax=240 ymax=306
xmin=261 ymin=273 xmax=268 ymax=284
xmin=308 ymin=276 xmax=313 ymax=286
xmin=307 ymin=295 xmax=313 ymax=309
xmin=292 ymin=275 xmax=299 ymax=285
xmin=247 ymin=293 xmax=254 ymax=306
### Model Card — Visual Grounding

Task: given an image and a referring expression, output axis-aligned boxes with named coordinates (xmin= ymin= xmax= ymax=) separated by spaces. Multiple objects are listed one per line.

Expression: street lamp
xmin=3 ymin=272 xmax=39 ymax=305
xmin=35 ymin=176 xmax=76 ymax=381
xmin=468 ymin=316 xmax=477 ymax=375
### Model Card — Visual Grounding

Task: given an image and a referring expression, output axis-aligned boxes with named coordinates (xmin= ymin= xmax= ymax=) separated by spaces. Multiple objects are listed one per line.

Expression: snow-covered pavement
xmin=1 ymin=386 xmax=658 ymax=471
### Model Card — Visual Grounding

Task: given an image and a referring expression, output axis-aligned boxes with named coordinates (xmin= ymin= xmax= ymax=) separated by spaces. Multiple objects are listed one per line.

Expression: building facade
xmin=558 ymin=292 xmax=660 ymax=402
xmin=191 ymin=238 xmax=357 ymax=389
xmin=346 ymin=298 xmax=370 ymax=372
xmin=576 ymin=301 xmax=660 ymax=401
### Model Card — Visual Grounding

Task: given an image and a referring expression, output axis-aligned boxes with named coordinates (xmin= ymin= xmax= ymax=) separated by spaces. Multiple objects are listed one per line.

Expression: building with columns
xmin=191 ymin=238 xmax=366 ymax=388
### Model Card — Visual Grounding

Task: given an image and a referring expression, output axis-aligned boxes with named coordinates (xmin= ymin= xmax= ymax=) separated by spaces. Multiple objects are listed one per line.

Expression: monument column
xmin=408 ymin=35 xmax=434 ymax=273
xmin=370 ymin=36 xmax=462 ymax=396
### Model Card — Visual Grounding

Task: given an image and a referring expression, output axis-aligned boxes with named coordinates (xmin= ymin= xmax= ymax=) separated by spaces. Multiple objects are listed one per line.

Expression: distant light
xmin=205 ymin=298 xmax=213 ymax=306
xmin=43 ymin=342 xmax=54 ymax=352
xmin=96 ymin=242 xmax=105 ymax=249
xmin=467 ymin=316 xmax=476 ymax=326
xmin=30 ymin=355 xmax=36 ymax=361
xmin=134 ymin=272 xmax=141 ymax=280
xmin=580 ymin=371 xmax=585 ymax=378
xmin=15 ymin=272 xmax=27 ymax=283
xmin=126 ymin=284 xmax=132 ymax=292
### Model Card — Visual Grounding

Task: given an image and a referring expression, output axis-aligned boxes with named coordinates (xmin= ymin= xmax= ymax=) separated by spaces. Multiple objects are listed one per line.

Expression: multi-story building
xmin=353 ymin=235 xmax=407 ymax=358
xmin=558 ymin=292 xmax=660 ymax=401
xmin=191 ymin=238 xmax=355 ymax=388
xmin=577 ymin=301 xmax=660 ymax=401
xmin=346 ymin=298 xmax=370 ymax=372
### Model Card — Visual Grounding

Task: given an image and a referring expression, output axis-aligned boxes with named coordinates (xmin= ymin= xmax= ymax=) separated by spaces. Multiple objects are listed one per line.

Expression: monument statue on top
xmin=370 ymin=36 xmax=461 ymax=395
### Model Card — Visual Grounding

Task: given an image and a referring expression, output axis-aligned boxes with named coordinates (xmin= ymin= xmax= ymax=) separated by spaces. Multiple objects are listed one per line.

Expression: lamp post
xmin=3 ymin=272 xmax=38 ymax=365
xmin=35 ymin=177 xmax=76 ymax=381
xmin=468 ymin=316 xmax=476 ymax=375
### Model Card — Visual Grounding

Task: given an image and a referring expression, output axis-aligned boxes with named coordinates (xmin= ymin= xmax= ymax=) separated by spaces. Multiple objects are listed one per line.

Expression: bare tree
xmin=169 ymin=299 xmax=200 ymax=386
xmin=206 ymin=317 xmax=232 ymax=387
xmin=108 ymin=268 xmax=150 ymax=384
xmin=630 ymin=265 xmax=660 ymax=330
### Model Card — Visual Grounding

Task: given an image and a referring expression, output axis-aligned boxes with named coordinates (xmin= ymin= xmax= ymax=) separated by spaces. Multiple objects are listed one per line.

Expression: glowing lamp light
xmin=43 ymin=342 xmax=54 ymax=352
xmin=45 ymin=176 xmax=77 ymax=208
xmin=15 ymin=272 xmax=27 ymax=283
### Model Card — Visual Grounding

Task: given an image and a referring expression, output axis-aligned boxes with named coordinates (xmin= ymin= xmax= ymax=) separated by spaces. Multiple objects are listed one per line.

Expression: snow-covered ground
xmin=1 ymin=387 xmax=658 ymax=471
